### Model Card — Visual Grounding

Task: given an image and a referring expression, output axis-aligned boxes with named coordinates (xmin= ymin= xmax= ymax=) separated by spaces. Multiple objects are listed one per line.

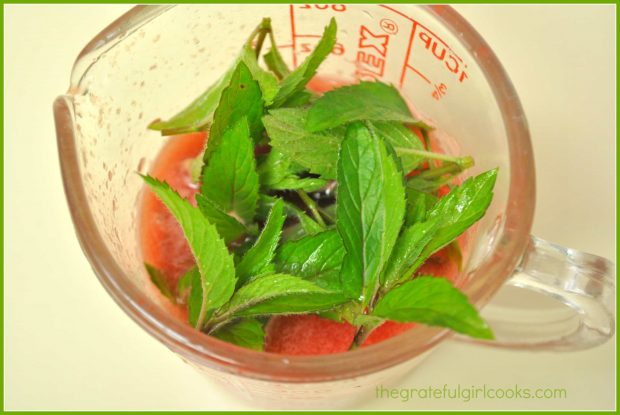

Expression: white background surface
xmin=4 ymin=4 xmax=616 ymax=411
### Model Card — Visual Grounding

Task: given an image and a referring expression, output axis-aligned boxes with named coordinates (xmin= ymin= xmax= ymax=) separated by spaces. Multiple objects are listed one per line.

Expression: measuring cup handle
xmin=458 ymin=235 xmax=615 ymax=351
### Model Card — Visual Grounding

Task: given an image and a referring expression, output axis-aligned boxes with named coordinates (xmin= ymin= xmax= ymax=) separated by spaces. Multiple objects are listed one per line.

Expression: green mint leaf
xmin=219 ymin=274 xmax=346 ymax=320
xmin=275 ymin=229 xmax=345 ymax=291
xmin=271 ymin=18 xmax=337 ymax=107
xmin=380 ymin=219 xmax=440 ymax=290
xmin=143 ymin=176 xmax=236 ymax=329
xmin=263 ymin=107 xmax=344 ymax=179
xmin=238 ymin=292 xmax=347 ymax=317
xmin=318 ymin=301 xmax=358 ymax=323
xmin=236 ymin=199 xmax=285 ymax=286
xmin=200 ymin=117 xmax=259 ymax=224
xmin=240 ymin=44 xmax=279 ymax=106
xmin=336 ymin=122 xmax=406 ymax=304
xmin=372 ymin=276 xmax=494 ymax=339
xmin=148 ymin=66 xmax=235 ymax=135
xmin=264 ymin=47 xmax=291 ymax=80
xmin=211 ymin=318 xmax=265 ymax=351
xmin=185 ymin=267 xmax=205 ymax=327
xmin=405 ymin=188 xmax=437 ymax=226
xmin=306 ymin=81 xmax=430 ymax=132
xmin=410 ymin=169 xmax=498 ymax=273
xmin=281 ymin=90 xmax=315 ymax=107
xmin=371 ymin=121 xmax=426 ymax=172
xmin=195 ymin=194 xmax=246 ymax=244
xmin=407 ymin=175 xmax=454 ymax=194
xmin=279 ymin=201 xmax=325 ymax=241
xmin=145 ymin=263 xmax=175 ymax=303
xmin=258 ymin=150 xmax=328 ymax=192
xmin=203 ymin=61 xmax=264 ymax=162
xmin=296 ymin=210 xmax=324 ymax=236
xmin=257 ymin=149 xmax=291 ymax=188
xmin=273 ymin=176 xmax=328 ymax=192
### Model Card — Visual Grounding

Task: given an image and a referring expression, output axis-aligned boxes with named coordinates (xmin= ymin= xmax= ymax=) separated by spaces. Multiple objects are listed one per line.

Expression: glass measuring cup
xmin=53 ymin=4 xmax=615 ymax=408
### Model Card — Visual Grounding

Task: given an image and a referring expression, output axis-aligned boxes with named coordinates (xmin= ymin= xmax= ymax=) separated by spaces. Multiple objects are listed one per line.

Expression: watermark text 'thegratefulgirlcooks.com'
xmin=375 ymin=384 xmax=567 ymax=403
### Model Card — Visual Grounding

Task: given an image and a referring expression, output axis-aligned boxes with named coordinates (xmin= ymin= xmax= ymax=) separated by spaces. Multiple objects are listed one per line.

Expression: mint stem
xmin=296 ymin=190 xmax=326 ymax=227
xmin=394 ymin=147 xmax=472 ymax=167
xmin=416 ymin=157 xmax=474 ymax=180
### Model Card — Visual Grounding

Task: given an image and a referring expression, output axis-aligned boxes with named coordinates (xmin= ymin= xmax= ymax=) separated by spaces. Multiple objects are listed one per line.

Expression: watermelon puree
xmin=140 ymin=78 xmax=462 ymax=355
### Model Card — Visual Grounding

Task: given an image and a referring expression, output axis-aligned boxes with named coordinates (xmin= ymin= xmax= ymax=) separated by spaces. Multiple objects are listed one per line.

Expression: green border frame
xmin=2 ymin=1 xmax=617 ymax=413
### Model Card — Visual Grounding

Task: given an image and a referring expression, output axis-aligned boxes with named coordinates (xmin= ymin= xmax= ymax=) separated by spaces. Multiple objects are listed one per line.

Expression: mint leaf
xmin=372 ymin=276 xmax=493 ymax=339
xmin=238 ymin=292 xmax=347 ymax=317
xmin=240 ymin=44 xmax=279 ymax=105
xmin=273 ymin=176 xmax=328 ymax=192
xmin=410 ymin=169 xmax=498 ymax=272
xmin=276 ymin=229 xmax=345 ymax=291
xmin=203 ymin=61 xmax=264 ymax=162
xmin=371 ymin=121 xmax=426 ymax=172
xmin=148 ymin=66 xmax=235 ymax=135
xmin=187 ymin=267 xmax=203 ymax=327
xmin=195 ymin=194 xmax=246 ymax=243
xmin=380 ymin=219 xmax=440 ymax=290
xmin=145 ymin=263 xmax=175 ymax=303
xmin=143 ymin=176 xmax=236 ymax=329
xmin=306 ymin=82 xmax=430 ymax=132
xmin=218 ymin=274 xmax=346 ymax=320
xmin=336 ymin=122 xmax=406 ymax=304
xmin=211 ymin=318 xmax=265 ymax=351
xmin=258 ymin=150 xmax=328 ymax=192
xmin=281 ymin=90 xmax=315 ymax=107
xmin=263 ymin=107 xmax=344 ymax=179
xmin=405 ymin=188 xmax=437 ymax=226
xmin=236 ymin=199 xmax=285 ymax=286
xmin=271 ymin=18 xmax=337 ymax=107
xmin=279 ymin=201 xmax=325 ymax=241
xmin=296 ymin=210 xmax=324 ymax=236
xmin=200 ymin=117 xmax=259 ymax=225
xmin=264 ymin=47 xmax=290 ymax=80
xmin=257 ymin=149 xmax=290 ymax=188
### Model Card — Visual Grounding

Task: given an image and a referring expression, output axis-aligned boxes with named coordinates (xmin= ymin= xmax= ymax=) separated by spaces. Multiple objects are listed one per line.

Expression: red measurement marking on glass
xmin=379 ymin=4 xmax=464 ymax=63
xmin=382 ymin=4 xmax=468 ymax=90
xmin=299 ymin=4 xmax=347 ymax=12
xmin=399 ymin=21 xmax=418 ymax=87
xmin=289 ymin=4 xmax=298 ymax=67
xmin=408 ymin=65 xmax=431 ymax=84
xmin=354 ymin=25 xmax=390 ymax=80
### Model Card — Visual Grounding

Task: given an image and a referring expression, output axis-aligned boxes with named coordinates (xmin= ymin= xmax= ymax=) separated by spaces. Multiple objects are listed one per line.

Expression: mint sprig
xmin=142 ymin=16 xmax=498 ymax=351
xmin=200 ymin=117 xmax=259 ymax=224
xmin=142 ymin=176 xmax=236 ymax=329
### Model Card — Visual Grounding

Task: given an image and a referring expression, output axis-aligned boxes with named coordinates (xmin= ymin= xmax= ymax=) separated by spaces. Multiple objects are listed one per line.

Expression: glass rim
xmin=55 ymin=4 xmax=536 ymax=383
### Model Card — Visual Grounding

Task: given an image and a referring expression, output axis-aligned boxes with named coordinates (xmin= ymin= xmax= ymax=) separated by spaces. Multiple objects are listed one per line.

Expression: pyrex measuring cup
xmin=54 ymin=4 xmax=615 ymax=408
